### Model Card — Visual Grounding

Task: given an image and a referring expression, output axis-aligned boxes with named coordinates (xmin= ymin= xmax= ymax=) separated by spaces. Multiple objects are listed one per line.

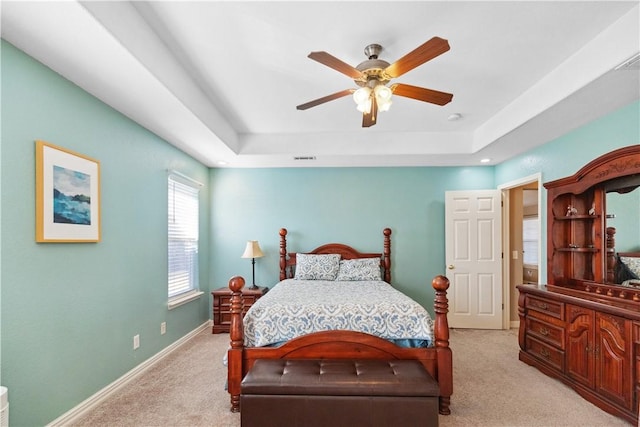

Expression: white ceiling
xmin=2 ymin=1 xmax=639 ymax=168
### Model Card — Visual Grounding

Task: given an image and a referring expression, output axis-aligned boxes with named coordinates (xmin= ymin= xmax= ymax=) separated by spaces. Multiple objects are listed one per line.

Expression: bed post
xmin=383 ymin=228 xmax=391 ymax=283
xmin=432 ymin=274 xmax=452 ymax=415
xmin=606 ymin=226 xmax=616 ymax=283
xmin=279 ymin=228 xmax=288 ymax=281
xmin=228 ymin=275 xmax=245 ymax=412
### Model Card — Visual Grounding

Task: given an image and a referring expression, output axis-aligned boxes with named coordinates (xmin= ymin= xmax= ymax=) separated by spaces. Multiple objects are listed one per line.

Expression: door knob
xmin=448 ymin=265 xmax=455 ymax=270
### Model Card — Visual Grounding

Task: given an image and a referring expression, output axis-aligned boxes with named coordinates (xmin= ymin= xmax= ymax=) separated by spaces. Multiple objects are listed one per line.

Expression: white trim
xmin=46 ymin=321 xmax=211 ymax=427
xmin=497 ymin=173 xmax=542 ymax=192
xmin=168 ymin=169 xmax=203 ymax=188
xmin=168 ymin=290 xmax=204 ymax=310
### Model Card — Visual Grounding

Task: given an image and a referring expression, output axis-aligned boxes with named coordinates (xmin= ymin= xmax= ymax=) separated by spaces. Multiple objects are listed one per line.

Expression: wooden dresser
xmin=518 ymin=146 xmax=640 ymax=425
xmin=518 ymin=284 xmax=638 ymax=423
xmin=211 ymin=286 xmax=268 ymax=333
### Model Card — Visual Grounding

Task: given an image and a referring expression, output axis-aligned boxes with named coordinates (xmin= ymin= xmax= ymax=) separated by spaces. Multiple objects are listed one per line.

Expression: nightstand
xmin=211 ymin=286 xmax=268 ymax=333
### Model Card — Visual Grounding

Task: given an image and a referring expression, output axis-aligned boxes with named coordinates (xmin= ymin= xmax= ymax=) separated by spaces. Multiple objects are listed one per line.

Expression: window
xmin=522 ymin=216 xmax=539 ymax=266
xmin=168 ymin=172 xmax=202 ymax=308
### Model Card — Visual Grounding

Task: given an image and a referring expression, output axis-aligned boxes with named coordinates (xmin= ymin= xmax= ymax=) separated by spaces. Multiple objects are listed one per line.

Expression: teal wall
xmin=210 ymin=167 xmax=494 ymax=308
xmin=1 ymin=41 xmax=211 ymax=426
xmin=1 ymin=36 xmax=639 ymax=427
xmin=495 ymin=101 xmax=640 ymax=281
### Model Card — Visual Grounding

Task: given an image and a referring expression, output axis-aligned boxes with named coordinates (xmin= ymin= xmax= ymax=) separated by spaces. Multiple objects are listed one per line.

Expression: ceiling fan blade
xmin=391 ymin=83 xmax=453 ymax=106
xmin=384 ymin=37 xmax=450 ymax=79
xmin=362 ymin=96 xmax=378 ymax=128
xmin=308 ymin=51 xmax=364 ymax=80
xmin=296 ymin=89 xmax=355 ymax=110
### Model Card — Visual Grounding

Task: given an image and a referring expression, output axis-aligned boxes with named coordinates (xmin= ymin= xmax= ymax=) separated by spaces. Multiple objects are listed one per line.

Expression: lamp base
xmin=249 ymin=284 xmax=259 ymax=290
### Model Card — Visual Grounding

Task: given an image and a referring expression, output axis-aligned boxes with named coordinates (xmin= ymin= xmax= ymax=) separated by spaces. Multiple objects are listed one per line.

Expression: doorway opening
xmin=499 ymin=174 xmax=542 ymax=329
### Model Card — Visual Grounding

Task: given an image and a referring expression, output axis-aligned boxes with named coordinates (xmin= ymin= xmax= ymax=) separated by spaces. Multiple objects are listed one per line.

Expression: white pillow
xmin=294 ymin=253 xmax=341 ymax=280
xmin=335 ymin=258 xmax=382 ymax=281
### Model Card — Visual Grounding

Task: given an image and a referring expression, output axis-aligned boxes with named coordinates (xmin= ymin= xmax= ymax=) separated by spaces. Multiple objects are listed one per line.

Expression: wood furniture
xmin=518 ymin=145 xmax=640 ymax=424
xmin=240 ymin=358 xmax=440 ymax=427
xmin=227 ymin=228 xmax=452 ymax=416
xmin=211 ymin=286 xmax=268 ymax=334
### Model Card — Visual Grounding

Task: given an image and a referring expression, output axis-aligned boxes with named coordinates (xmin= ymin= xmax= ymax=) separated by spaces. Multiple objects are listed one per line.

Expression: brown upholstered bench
xmin=240 ymin=359 xmax=440 ymax=427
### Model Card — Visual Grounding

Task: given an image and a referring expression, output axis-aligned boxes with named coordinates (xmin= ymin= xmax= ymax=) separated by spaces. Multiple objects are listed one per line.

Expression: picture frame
xmin=35 ymin=140 xmax=101 ymax=242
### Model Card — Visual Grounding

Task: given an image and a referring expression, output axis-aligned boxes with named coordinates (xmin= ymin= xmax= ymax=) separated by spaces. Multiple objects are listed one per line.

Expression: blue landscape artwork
xmin=53 ymin=165 xmax=91 ymax=225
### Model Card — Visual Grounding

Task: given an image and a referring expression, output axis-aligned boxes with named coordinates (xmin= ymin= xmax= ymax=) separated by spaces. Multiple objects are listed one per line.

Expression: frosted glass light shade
xmin=374 ymin=85 xmax=392 ymax=102
xmin=353 ymin=87 xmax=371 ymax=105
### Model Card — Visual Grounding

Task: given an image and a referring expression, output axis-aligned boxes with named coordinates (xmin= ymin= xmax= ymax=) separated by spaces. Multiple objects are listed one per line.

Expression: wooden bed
xmin=226 ymin=228 xmax=452 ymax=415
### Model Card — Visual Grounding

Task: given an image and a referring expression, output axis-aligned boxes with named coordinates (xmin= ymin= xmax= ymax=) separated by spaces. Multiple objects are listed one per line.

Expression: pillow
xmin=335 ymin=258 xmax=382 ymax=281
xmin=615 ymin=256 xmax=639 ymax=283
xmin=294 ymin=253 xmax=341 ymax=280
xmin=620 ymin=256 xmax=640 ymax=278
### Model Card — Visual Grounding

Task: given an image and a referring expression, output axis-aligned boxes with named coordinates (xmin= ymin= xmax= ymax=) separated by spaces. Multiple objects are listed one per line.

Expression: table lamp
xmin=241 ymin=240 xmax=264 ymax=289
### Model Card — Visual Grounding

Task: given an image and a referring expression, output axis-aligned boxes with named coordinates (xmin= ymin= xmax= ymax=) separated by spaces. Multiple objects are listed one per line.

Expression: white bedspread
xmin=243 ymin=279 xmax=434 ymax=348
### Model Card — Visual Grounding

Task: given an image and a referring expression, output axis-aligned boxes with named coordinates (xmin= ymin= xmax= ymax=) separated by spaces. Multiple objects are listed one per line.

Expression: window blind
xmin=523 ymin=217 xmax=539 ymax=266
xmin=168 ymin=173 xmax=200 ymax=298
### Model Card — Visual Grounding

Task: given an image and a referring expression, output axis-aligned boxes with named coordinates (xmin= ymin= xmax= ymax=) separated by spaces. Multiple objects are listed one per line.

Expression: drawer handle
xmin=536 ymin=302 xmax=549 ymax=310
xmin=540 ymin=348 xmax=551 ymax=359
xmin=539 ymin=327 xmax=550 ymax=336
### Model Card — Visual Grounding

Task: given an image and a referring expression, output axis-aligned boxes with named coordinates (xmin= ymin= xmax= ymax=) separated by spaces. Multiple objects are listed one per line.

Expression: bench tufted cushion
xmin=241 ymin=358 xmax=439 ymax=397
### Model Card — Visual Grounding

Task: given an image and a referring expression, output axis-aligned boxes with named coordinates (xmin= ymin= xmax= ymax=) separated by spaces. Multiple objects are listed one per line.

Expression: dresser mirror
xmin=605 ymin=173 xmax=640 ymax=285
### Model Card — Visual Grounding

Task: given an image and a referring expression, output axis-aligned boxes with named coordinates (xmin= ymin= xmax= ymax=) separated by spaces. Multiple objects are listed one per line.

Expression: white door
xmin=445 ymin=190 xmax=503 ymax=329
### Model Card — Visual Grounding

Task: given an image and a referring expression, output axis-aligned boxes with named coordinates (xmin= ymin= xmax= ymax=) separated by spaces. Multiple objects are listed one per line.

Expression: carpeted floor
xmin=71 ymin=328 xmax=631 ymax=426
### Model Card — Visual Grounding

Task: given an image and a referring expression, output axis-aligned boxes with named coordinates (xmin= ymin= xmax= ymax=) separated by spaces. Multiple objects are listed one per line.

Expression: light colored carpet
xmin=71 ymin=328 xmax=631 ymax=426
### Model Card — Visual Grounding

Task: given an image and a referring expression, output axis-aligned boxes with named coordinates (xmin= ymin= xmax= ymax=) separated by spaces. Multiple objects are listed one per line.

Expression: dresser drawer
xmin=526 ymin=317 xmax=565 ymax=349
xmin=220 ymin=304 xmax=254 ymax=325
xmin=526 ymin=336 xmax=564 ymax=372
xmin=219 ymin=294 xmax=258 ymax=309
xmin=526 ymin=295 xmax=564 ymax=320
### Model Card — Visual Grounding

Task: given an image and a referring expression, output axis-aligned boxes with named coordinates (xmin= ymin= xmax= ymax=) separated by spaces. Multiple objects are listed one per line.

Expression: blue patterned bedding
xmin=243 ymin=279 xmax=434 ymax=348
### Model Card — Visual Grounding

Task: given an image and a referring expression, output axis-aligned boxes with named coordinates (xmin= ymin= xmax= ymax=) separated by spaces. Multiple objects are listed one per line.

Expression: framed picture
xmin=36 ymin=140 xmax=101 ymax=242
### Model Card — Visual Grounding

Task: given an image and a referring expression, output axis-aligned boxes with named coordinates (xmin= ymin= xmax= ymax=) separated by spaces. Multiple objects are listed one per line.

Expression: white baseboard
xmin=47 ymin=320 xmax=211 ymax=427
xmin=510 ymin=320 xmax=520 ymax=329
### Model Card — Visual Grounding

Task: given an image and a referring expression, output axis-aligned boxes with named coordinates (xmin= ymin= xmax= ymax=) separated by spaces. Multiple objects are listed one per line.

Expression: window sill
xmin=168 ymin=290 xmax=204 ymax=310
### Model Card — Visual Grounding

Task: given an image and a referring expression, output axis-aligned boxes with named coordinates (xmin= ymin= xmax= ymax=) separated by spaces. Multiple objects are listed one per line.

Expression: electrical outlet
xmin=133 ymin=334 xmax=140 ymax=350
xmin=161 ymin=322 xmax=166 ymax=335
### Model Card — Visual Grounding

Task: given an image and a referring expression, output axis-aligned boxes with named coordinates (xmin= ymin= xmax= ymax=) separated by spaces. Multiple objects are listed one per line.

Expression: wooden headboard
xmin=618 ymin=252 xmax=640 ymax=258
xmin=279 ymin=228 xmax=392 ymax=283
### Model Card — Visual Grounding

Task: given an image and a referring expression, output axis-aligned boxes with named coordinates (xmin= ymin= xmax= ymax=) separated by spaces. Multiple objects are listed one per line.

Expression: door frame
xmin=498 ymin=173 xmax=542 ymax=329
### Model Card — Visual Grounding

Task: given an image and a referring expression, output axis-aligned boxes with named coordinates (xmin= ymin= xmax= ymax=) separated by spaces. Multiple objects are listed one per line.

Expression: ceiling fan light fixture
xmin=374 ymin=84 xmax=393 ymax=112
xmin=374 ymin=84 xmax=392 ymax=101
xmin=353 ymin=87 xmax=372 ymax=113
xmin=356 ymin=97 xmax=372 ymax=114
xmin=353 ymin=87 xmax=371 ymax=104
xmin=378 ymin=99 xmax=392 ymax=112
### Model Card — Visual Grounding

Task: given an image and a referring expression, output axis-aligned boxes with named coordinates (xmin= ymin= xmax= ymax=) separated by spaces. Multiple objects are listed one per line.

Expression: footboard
xmin=227 ymin=275 xmax=452 ymax=414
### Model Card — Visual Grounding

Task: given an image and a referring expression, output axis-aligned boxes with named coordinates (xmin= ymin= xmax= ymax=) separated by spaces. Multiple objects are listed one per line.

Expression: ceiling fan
xmin=296 ymin=37 xmax=454 ymax=128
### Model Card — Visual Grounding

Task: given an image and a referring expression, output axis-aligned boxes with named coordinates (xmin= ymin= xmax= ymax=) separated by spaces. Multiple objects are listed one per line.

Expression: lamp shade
xmin=241 ymin=240 xmax=264 ymax=259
